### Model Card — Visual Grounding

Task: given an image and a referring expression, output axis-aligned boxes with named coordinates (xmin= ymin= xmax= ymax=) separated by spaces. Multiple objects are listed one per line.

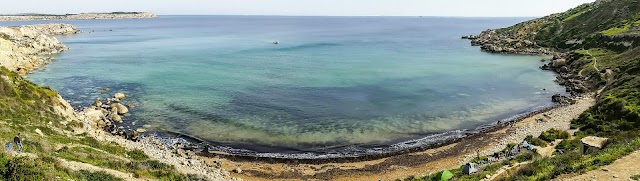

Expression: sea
xmin=1 ymin=16 xmax=565 ymax=158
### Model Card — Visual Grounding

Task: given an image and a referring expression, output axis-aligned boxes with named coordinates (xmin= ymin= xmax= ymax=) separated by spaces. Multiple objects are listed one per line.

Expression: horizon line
xmin=154 ymin=14 xmax=541 ymax=18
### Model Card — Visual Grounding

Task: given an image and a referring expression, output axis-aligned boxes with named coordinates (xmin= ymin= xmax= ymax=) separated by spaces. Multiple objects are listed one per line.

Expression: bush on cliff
xmin=538 ymin=129 xmax=570 ymax=142
xmin=1 ymin=156 xmax=47 ymax=180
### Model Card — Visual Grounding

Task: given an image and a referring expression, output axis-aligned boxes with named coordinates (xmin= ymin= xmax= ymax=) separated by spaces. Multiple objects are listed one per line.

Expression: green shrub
xmin=525 ymin=135 xmax=548 ymax=147
xmin=126 ymin=149 xmax=149 ymax=161
xmin=515 ymin=152 xmax=535 ymax=163
xmin=539 ymin=129 xmax=570 ymax=142
xmin=556 ymin=139 xmax=581 ymax=151
xmin=3 ymin=157 xmax=47 ymax=180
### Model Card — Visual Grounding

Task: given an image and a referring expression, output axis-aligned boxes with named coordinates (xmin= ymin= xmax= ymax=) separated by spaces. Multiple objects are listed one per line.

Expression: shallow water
xmin=4 ymin=16 xmax=564 ymax=153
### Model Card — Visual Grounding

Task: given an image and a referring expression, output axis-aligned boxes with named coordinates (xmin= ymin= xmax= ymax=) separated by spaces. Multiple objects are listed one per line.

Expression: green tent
xmin=433 ymin=170 xmax=454 ymax=181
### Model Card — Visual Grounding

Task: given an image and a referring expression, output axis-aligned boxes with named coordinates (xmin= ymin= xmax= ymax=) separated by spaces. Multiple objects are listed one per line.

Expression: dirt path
xmin=537 ymin=140 xmax=562 ymax=157
xmin=57 ymin=158 xmax=146 ymax=181
xmin=555 ymin=150 xmax=640 ymax=181
xmin=586 ymin=50 xmax=600 ymax=72
xmin=578 ymin=50 xmax=599 ymax=77
xmin=483 ymin=161 xmax=531 ymax=181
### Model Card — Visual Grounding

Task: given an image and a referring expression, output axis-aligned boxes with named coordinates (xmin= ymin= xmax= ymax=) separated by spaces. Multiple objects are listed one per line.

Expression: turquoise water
xmin=6 ymin=16 xmax=564 ymax=154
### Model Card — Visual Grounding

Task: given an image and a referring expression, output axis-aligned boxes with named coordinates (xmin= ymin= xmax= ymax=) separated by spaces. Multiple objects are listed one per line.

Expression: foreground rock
xmin=0 ymin=24 xmax=79 ymax=73
xmin=0 ymin=12 xmax=157 ymax=21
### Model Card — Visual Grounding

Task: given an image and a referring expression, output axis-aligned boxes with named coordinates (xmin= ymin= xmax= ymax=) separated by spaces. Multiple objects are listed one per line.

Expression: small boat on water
xmin=272 ymin=41 xmax=279 ymax=45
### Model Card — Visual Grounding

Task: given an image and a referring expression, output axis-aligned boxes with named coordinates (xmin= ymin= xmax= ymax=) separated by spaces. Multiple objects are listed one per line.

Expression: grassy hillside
xmin=499 ymin=0 xmax=640 ymax=180
xmin=494 ymin=0 xmax=640 ymax=50
xmin=487 ymin=0 xmax=640 ymax=135
xmin=0 ymin=66 xmax=200 ymax=180
xmin=406 ymin=1 xmax=640 ymax=180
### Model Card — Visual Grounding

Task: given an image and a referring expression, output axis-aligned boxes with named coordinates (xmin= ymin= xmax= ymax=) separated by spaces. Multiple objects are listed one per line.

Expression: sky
xmin=3 ymin=0 xmax=596 ymax=17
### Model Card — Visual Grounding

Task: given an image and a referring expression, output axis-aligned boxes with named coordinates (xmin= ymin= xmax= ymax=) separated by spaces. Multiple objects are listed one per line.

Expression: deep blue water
xmin=2 ymin=16 xmax=564 ymax=154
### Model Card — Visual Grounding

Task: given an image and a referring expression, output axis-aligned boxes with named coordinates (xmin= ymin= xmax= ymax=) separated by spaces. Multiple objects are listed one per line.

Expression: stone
xmin=114 ymin=92 xmax=126 ymax=99
xmin=553 ymin=59 xmax=567 ymax=67
xmin=131 ymin=131 xmax=139 ymax=141
xmin=110 ymin=114 xmax=123 ymax=123
xmin=136 ymin=128 xmax=146 ymax=133
xmin=85 ymin=109 xmax=105 ymax=124
xmin=111 ymin=103 xmax=129 ymax=115
xmin=93 ymin=98 xmax=102 ymax=107
xmin=97 ymin=120 xmax=107 ymax=128
xmin=234 ymin=168 xmax=242 ymax=174
xmin=176 ymin=149 xmax=187 ymax=157
xmin=34 ymin=128 xmax=44 ymax=137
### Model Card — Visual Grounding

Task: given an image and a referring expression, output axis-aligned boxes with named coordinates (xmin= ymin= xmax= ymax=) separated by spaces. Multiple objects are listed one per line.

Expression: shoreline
xmin=1 ymin=22 xmax=595 ymax=180
xmin=194 ymin=104 xmax=563 ymax=162
xmin=211 ymin=95 xmax=595 ymax=180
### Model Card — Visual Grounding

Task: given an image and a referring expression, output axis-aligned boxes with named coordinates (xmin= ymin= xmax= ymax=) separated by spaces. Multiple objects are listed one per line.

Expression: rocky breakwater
xmin=0 ymin=12 xmax=158 ymax=21
xmin=0 ymin=24 xmax=79 ymax=74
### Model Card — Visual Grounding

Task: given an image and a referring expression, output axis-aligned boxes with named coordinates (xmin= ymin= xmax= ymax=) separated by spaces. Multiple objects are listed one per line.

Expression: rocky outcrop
xmin=0 ymin=24 xmax=79 ymax=74
xmin=464 ymin=25 xmax=592 ymax=98
xmin=0 ymin=12 xmax=157 ymax=21
xmin=468 ymin=29 xmax=557 ymax=55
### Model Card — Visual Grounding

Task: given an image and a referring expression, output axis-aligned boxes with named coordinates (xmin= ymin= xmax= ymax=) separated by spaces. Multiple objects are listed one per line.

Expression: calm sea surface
xmin=2 ymin=16 xmax=564 ymax=155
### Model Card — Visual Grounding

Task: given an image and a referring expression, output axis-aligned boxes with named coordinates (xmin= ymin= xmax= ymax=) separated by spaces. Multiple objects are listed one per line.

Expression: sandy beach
xmin=199 ymin=95 xmax=595 ymax=180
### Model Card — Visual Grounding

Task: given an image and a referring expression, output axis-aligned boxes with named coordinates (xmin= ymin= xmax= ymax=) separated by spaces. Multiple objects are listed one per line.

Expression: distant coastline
xmin=0 ymin=12 xmax=157 ymax=21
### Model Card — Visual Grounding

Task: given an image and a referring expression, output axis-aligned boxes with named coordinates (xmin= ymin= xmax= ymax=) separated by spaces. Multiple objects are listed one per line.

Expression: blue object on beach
xmin=5 ymin=142 xmax=12 ymax=152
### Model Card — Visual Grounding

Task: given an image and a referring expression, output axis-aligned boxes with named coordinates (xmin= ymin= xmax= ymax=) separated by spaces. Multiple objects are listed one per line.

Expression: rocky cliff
xmin=459 ymin=0 xmax=640 ymax=179
xmin=0 ymin=12 xmax=157 ymax=21
xmin=0 ymin=24 xmax=79 ymax=74
xmin=464 ymin=0 xmax=640 ymax=54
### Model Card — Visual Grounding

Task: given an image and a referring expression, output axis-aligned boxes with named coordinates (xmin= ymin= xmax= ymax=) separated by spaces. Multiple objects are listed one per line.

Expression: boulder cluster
xmin=83 ymin=92 xmax=144 ymax=141
xmin=463 ymin=29 xmax=556 ymax=55
xmin=540 ymin=55 xmax=591 ymax=97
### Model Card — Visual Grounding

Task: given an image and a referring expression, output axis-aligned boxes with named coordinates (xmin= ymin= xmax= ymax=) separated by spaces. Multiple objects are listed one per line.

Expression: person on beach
xmin=14 ymin=133 xmax=22 ymax=153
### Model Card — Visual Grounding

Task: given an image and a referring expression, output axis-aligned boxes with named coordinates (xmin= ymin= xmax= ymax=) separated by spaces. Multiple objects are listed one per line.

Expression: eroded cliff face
xmin=0 ymin=24 xmax=79 ymax=74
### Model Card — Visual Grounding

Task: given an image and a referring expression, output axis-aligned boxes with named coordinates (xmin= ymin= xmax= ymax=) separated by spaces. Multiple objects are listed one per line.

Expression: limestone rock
xmin=93 ymin=98 xmax=103 ymax=107
xmin=110 ymin=114 xmax=123 ymax=123
xmin=85 ymin=109 xmax=105 ymax=124
xmin=553 ymin=59 xmax=567 ymax=67
xmin=114 ymin=92 xmax=126 ymax=100
xmin=111 ymin=103 xmax=129 ymax=115
xmin=34 ymin=128 xmax=44 ymax=137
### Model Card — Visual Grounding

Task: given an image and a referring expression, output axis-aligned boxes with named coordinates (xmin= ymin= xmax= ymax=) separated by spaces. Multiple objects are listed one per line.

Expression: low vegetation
xmin=0 ymin=66 xmax=195 ymax=180
xmin=401 ymin=145 xmax=538 ymax=181
xmin=471 ymin=0 xmax=640 ymax=179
